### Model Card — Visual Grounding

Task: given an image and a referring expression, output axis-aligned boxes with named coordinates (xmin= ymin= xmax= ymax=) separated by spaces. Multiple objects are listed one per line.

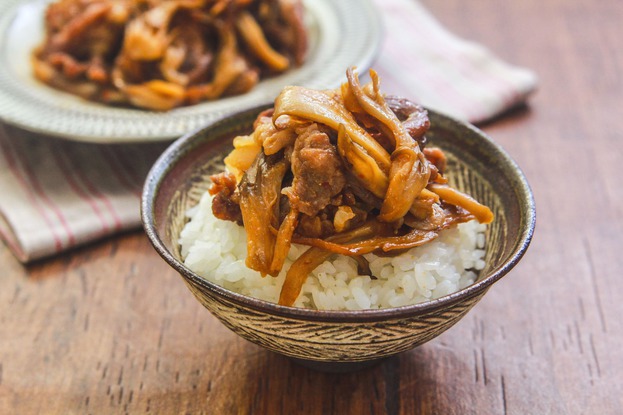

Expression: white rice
xmin=179 ymin=192 xmax=487 ymax=310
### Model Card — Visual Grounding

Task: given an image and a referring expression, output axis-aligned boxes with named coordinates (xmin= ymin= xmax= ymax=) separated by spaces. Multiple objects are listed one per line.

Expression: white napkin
xmin=0 ymin=0 xmax=537 ymax=263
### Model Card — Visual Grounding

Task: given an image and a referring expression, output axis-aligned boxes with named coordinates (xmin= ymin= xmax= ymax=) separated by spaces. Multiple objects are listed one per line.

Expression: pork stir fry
xmin=32 ymin=0 xmax=307 ymax=110
xmin=210 ymin=68 xmax=494 ymax=306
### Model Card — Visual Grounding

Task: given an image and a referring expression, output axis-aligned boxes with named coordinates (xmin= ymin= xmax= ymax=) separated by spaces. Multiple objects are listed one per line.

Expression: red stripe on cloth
xmin=76 ymin=170 xmax=124 ymax=232
xmin=0 ymin=131 xmax=65 ymax=251
xmin=77 ymin=172 xmax=124 ymax=232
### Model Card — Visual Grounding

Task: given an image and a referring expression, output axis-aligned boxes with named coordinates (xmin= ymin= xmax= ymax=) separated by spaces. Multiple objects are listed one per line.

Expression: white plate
xmin=0 ymin=0 xmax=382 ymax=143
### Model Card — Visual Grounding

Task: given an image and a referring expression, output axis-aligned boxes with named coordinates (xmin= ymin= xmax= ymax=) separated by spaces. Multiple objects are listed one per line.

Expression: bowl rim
xmin=141 ymin=104 xmax=536 ymax=323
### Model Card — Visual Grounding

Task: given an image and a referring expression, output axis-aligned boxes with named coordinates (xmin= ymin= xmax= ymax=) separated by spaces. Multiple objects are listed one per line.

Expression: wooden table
xmin=1 ymin=0 xmax=622 ymax=413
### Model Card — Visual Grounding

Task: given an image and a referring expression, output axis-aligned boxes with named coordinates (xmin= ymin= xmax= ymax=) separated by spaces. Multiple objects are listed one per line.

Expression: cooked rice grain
xmin=179 ymin=192 xmax=486 ymax=310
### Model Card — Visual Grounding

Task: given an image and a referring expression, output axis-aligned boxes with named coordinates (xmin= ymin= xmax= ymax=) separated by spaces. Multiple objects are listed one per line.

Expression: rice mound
xmin=179 ymin=192 xmax=487 ymax=310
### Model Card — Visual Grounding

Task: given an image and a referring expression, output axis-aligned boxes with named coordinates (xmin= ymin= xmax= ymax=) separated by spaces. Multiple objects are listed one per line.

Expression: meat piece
xmin=288 ymin=124 xmax=346 ymax=216
xmin=385 ymin=95 xmax=430 ymax=147
xmin=297 ymin=213 xmax=334 ymax=239
xmin=423 ymin=146 xmax=447 ymax=174
xmin=209 ymin=172 xmax=242 ymax=223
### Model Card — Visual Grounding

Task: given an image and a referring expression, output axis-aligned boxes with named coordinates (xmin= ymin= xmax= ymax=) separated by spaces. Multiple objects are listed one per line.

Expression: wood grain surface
xmin=1 ymin=0 xmax=622 ymax=414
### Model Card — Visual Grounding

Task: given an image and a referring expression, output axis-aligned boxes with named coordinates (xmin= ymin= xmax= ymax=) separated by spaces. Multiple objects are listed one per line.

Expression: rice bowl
xmin=141 ymin=97 xmax=535 ymax=365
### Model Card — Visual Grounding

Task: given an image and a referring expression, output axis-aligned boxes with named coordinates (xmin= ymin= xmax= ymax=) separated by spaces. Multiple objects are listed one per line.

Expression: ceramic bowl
xmin=141 ymin=104 xmax=535 ymax=371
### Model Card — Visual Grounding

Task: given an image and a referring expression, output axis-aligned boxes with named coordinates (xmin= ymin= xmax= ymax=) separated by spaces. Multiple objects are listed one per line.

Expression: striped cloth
xmin=0 ymin=125 xmax=168 ymax=262
xmin=0 ymin=0 xmax=537 ymax=263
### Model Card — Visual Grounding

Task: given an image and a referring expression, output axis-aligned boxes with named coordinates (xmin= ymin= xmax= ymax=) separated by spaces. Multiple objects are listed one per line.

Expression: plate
xmin=0 ymin=0 xmax=382 ymax=143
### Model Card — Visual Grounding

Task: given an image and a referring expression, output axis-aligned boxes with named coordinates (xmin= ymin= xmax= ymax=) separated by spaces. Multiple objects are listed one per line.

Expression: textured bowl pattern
xmin=184 ymin=281 xmax=484 ymax=361
xmin=142 ymin=105 xmax=535 ymax=364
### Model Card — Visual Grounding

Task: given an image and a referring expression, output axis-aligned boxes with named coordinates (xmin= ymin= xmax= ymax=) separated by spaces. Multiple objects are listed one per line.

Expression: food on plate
xmin=32 ymin=0 xmax=307 ymax=110
xmin=179 ymin=67 xmax=494 ymax=309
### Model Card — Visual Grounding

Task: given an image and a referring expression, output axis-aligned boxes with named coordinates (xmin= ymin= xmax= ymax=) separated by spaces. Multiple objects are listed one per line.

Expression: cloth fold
xmin=0 ymin=0 xmax=537 ymax=263
xmin=372 ymin=0 xmax=537 ymax=123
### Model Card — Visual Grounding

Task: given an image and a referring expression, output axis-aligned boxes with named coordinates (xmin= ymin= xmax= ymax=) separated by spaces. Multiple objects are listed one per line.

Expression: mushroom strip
xmin=345 ymin=68 xmax=430 ymax=223
xmin=238 ymin=152 xmax=288 ymax=276
xmin=292 ymin=228 xmax=437 ymax=257
xmin=278 ymin=246 xmax=331 ymax=307
xmin=336 ymin=125 xmax=389 ymax=199
xmin=292 ymin=204 xmax=473 ymax=257
xmin=278 ymin=222 xmax=381 ymax=306
xmin=236 ymin=11 xmax=290 ymax=71
xmin=273 ymin=86 xmax=392 ymax=172
xmin=428 ymin=184 xmax=494 ymax=224
xmin=269 ymin=207 xmax=299 ymax=275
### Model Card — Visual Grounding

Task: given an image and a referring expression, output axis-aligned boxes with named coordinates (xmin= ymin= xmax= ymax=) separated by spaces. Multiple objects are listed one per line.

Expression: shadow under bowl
xmin=141 ymin=104 xmax=535 ymax=371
